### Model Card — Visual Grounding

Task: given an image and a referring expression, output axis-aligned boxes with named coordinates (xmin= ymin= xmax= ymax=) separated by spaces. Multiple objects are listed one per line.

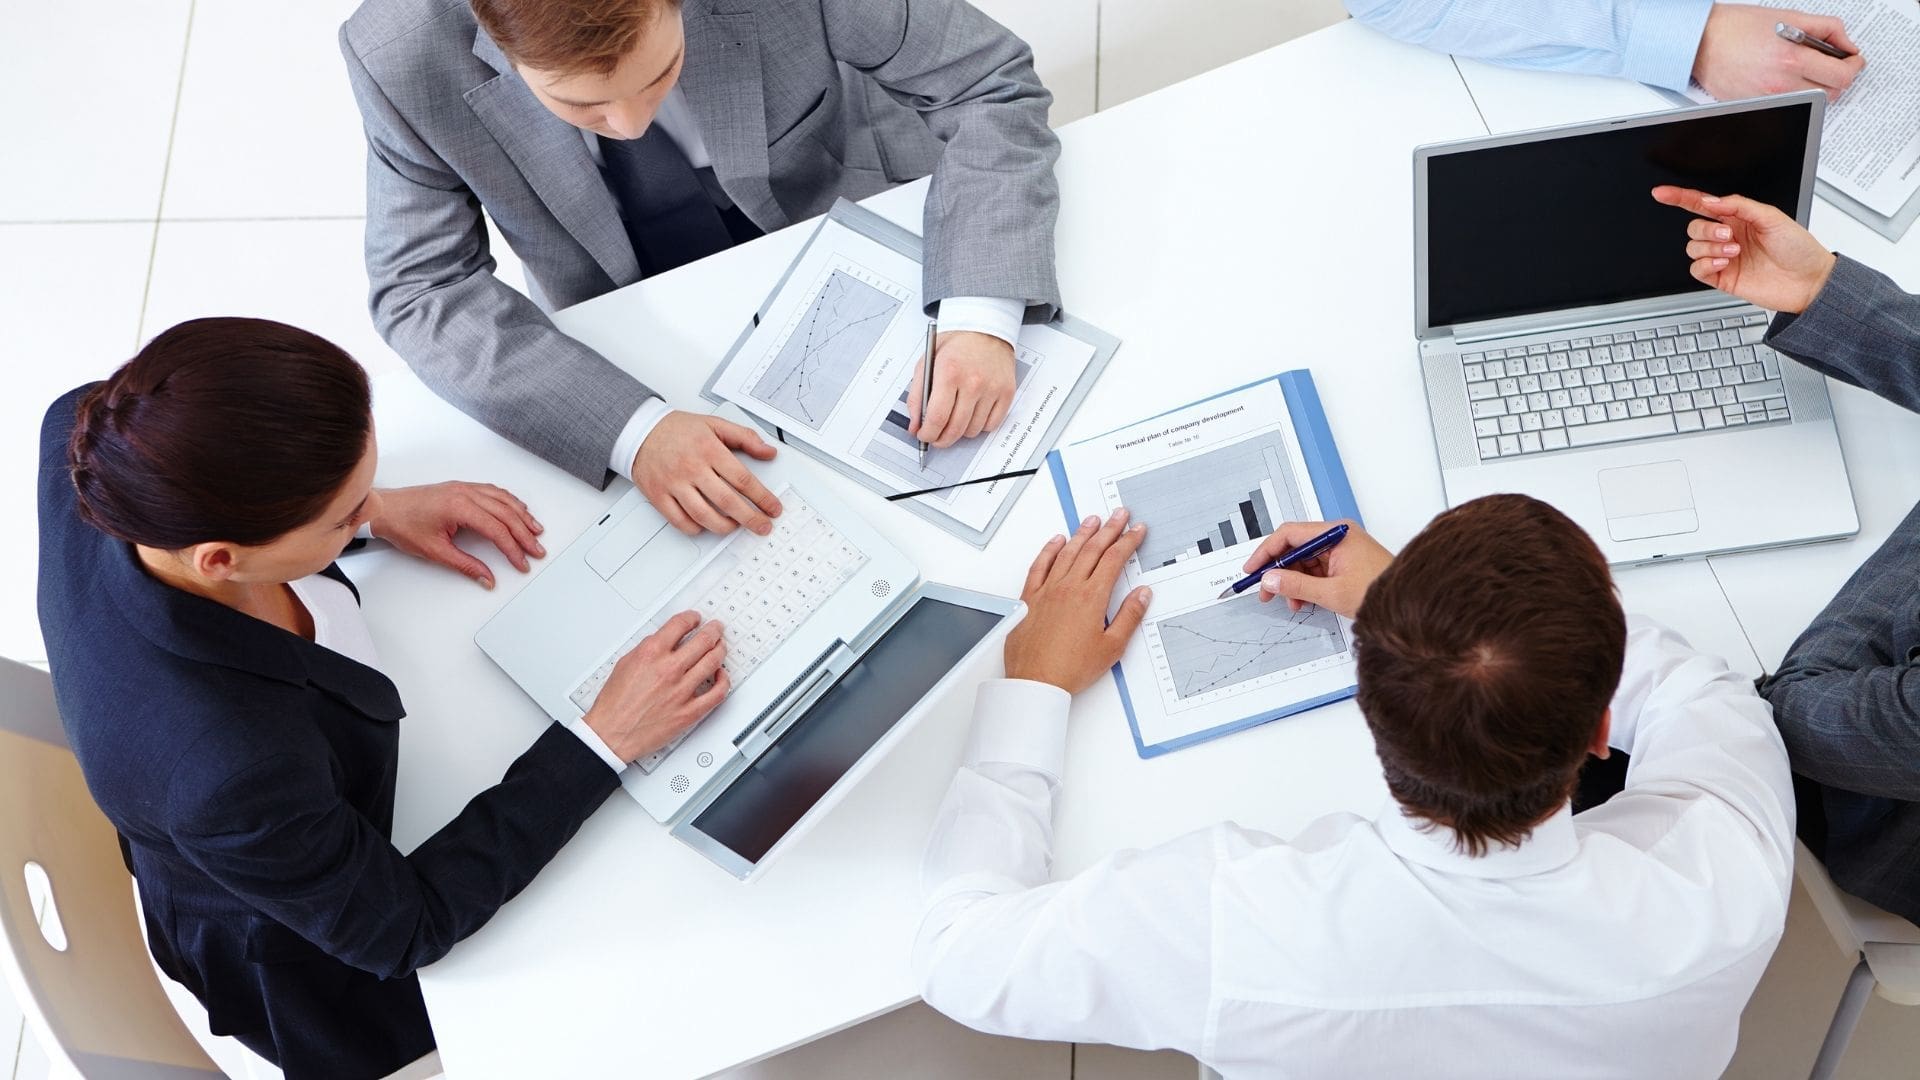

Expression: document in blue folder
xmin=1046 ymin=372 xmax=1362 ymax=757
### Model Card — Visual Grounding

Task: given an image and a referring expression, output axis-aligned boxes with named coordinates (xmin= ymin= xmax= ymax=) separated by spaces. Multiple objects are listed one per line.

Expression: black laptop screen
xmin=1424 ymin=101 xmax=1813 ymax=329
xmin=690 ymin=596 xmax=1005 ymax=866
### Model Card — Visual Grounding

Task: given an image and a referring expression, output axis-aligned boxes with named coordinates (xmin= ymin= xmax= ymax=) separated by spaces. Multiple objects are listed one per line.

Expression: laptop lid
xmin=1414 ymin=92 xmax=1824 ymax=340
xmin=670 ymin=584 xmax=1020 ymax=880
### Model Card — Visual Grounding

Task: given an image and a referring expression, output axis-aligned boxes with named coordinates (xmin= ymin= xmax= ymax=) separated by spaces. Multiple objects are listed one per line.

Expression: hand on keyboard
xmin=581 ymin=611 xmax=731 ymax=765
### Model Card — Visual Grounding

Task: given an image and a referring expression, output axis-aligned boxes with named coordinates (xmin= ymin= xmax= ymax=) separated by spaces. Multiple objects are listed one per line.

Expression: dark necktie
xmin=599 ymin=127 xmax=737 ymax=278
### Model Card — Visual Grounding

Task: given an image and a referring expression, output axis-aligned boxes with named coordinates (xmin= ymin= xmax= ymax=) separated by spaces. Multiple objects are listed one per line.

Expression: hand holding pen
xmin=1224 ymin=520 xmax=1394 ymax=620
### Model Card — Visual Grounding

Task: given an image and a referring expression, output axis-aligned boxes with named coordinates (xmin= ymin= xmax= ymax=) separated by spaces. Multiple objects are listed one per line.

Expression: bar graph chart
xmin=1109 ymin=428 xmax=1310 ymax=570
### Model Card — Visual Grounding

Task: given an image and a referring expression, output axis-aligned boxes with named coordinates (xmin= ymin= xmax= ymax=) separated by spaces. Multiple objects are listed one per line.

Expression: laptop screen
xmin=688 ymin=596 xmax=1006 ymax=867
xmin=1422 ymin=98 xmax=1815 ymax=331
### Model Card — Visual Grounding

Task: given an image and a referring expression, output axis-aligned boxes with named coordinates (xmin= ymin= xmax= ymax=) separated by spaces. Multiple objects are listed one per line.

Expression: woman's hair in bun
xmin=68 ymin=317 xmax=372 ymax=549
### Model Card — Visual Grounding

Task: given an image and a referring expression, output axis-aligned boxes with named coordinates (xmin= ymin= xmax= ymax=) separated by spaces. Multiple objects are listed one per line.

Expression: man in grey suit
xmin=340 ymin=0 xmax=1060 ymax=534
xmin=1655 ymin=184 xmax=1920 ymax=925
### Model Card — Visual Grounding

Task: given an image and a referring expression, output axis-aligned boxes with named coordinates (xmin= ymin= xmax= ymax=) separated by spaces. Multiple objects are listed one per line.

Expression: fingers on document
xmin=1069 ymin=509 xmax=1132 ymax=579
xmin=1106 ymin=586 xmax=1153 ymax=642
xmin=1092 ymin=520 xmax=1147 ymax=585
xmin=1050 ymin=514 xmax=1102 ymax=584
xmin=1024 ymin=534 xmax=1068 ymax=599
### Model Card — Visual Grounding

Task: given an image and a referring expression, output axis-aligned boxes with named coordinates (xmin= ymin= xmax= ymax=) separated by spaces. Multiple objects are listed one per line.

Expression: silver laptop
xmin=476 ymin=407 xmax=1022 ymax=879
xmin=1413 ymin=92 xmax=1857 ymax=565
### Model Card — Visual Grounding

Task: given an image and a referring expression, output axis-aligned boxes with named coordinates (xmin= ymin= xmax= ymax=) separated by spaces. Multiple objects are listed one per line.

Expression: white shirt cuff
xmin=966 ymin=678 xmax=1072 ymax=780
xmin=609 ymin=396 xmax=674 ymax=482
xmin=935 ymin=296 xmax=1026 ymax=350
xmin=1624 ymin=0 xmax=1715 ymax=90
xmin=563 ymin=716 xmax=630 ymax=773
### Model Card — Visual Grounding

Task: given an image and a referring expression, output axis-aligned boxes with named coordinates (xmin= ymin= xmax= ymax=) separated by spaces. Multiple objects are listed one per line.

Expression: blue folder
xmin=1045 ymin=370 xmax=1363 ymax=758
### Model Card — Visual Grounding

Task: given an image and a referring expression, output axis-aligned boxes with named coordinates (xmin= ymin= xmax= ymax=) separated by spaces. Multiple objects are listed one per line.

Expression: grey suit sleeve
xmin=1765 ymin=254 xmax=1920 ymax=413
xmin=1757 ymin=254 xmax=1920 ymax=800
xmin=823 ymin=0 xmax=1063 ymax=322
xmin=341 ymin=29 xmax=653 ymax=488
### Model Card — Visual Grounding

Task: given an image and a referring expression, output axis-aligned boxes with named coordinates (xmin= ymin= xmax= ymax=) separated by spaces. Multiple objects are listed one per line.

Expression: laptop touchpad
xmin=1598 ymin=461 xmax=1698 ymax=541
xmin=608 ymin=530 xmax=702 ymax=610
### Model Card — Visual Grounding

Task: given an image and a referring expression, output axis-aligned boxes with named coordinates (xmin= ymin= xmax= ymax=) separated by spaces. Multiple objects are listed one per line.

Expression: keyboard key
xmin=1475 ymin=418 xmax=1500 ymax=437
xmin=1498 ymin=434 xmax=1521 ymax=455
xmin=1572 ymin=337 xmax=1592 ymax=348
xmin=1520 ymin=431 xmax=1542 ymax=453
xmin=1743 ymin=313 xmax=1769 ymax=326
xmin=1724 ymin=410 xmax=1747 ymax=426
xmin=1484 ymin=359 xmax=1505 ymax=378
xmin=1650 ymin=395 xmax=1672 ymax=414
xmin=1479 ymin=437 xmax=1500 ymax=459
xmin=1549 ymin=389 xmax=1572 ymax=409
xmin=1736 ymin=379 xmax=1785 ymax=402
xmin=1542 ymin=428 xmax=1569 ymax=450
xmin=1680 ymin=323 xmax=1701 ymax=334
xmin=1548 ymin=352 xmax=1570 ymax=371
xmin=1740 ymin=324 xmax=1767 ymax=343
xmin=1468 ymin=381 xmax=1498 ymax=401
xmin=1585 ymin=404 xmax=1608 ymax=424
xmin=1542 ymin=408 xmax=1565 ymax=427
xmin=1463 ymin=352 xmax=1485 ymax=363
xmin=1740 ymin=363 xmax=1764 ymax=383
xmin=1592 ymin=333 xmax=1613 ymax=345
xmin=1566 ymin=413 xmax=1677 ymax=447
xmin=1633 ymin=378 xmax=1655 ymax=397
xmin=1675 ymin=410 xmax=1703 ymax=432
xmin=1464 ymin=363 xmax=1484 ymax=382
xmin=1625 ymin=360 xmax=1648 ymax=379
xmin=1713 ymin=386 xmax=1737 ymax=407
xmin=1498 ymin=377 xmax=1520 ymax=396
xmin=1760 ymin=351 xmax=1780 ymax=379
xmin=1703 ymin=408 xmax=1726 ymax=428
xmin=1712 ymin=349 xmax=1735 ymax=368
xmin=1527 ymin=392 xmax=1550 ymax=412
xmin=1521 ymin=412 xmax=1543 ymax=432
xmin=1603 ymin=364 xmax=1626 ymax=382
xmin=1570 ymin=386 xmax=1593 ymax=406
xmin=1571 ymin=349 xmax=1591 ymax=367
xmin=1628 ymin=398 xmax=1650 ymax=418
xmin=1519 ymin=374 xmax=1541 ymax=393
xmin=1633 ymin=341 xmax=1656 ymax=360
xmin=1699 ymin=369 xmax=1723 ymax=389
xmin=1593 ymin=383 xmax=1615 ymax=403
xmin=1500 ymin=415 xmax=1521 ymax=435
xmin=1768 ymin=402 xmax=1791 ymax=421
xmin=1528 ymin=344 xmax=1549 ymax=355
xmin=1542 ymin=371 xmax=1563 ymax=391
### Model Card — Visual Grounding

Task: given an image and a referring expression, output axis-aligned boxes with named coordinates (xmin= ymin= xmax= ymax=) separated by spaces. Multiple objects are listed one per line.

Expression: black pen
xmin=1217 ymin=523 xmax=1350 ymax=599
xmin=917 ymin=320 xmax=937 ymax=467
xmin=1775 ymin=21 xmax=1853 ymax=60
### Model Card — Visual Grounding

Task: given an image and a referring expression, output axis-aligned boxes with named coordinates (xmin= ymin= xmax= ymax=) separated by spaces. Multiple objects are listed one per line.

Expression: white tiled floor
xmin=8 ymin=3 xmax=1920 ymax=1080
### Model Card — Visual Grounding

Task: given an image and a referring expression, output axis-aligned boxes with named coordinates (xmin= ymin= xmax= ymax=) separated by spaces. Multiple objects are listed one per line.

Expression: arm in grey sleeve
xmin=1759 ymin=506 xmax=1920 ymax=801
xmin=1766 ymin=254 xmax=1920 ymax=416
xmin=821 ymin=0 xmax=1063 ymax=321
xmin=341 ymin=29 xmax=655 ymax=488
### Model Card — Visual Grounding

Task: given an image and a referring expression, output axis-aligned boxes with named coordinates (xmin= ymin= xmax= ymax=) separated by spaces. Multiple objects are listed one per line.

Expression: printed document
xmin=1052 ymin=379 xmax=1356 ymax=750
xmin=708 ymin=216 xmax=1096 ymax=533
xmin=1686 ymin=0 xmax=1920 ymax=217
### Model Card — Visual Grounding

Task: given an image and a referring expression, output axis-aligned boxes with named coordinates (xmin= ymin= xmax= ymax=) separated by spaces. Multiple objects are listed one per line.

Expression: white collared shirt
xmin=591 ymin=87 xmax=1026 ymax=480
xmin=913 ymin=618 xmax=1796 ymax=1079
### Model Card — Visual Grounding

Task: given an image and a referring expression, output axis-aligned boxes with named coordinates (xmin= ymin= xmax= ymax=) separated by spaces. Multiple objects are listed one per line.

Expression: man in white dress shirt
xmin=915 ymin=494 xmax=1795 ymax=1079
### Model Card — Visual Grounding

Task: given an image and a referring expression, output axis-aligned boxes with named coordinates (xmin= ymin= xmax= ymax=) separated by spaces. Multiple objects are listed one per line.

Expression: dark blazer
xmin=36 ymin=386 xmax=622 ymax=1079
xmin=1754 ymin=255 xmax=1920 ymax=925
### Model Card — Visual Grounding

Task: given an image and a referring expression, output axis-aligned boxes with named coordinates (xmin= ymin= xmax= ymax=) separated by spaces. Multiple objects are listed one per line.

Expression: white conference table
xmin=348 ymin=22 xmax=1858 ymax=1079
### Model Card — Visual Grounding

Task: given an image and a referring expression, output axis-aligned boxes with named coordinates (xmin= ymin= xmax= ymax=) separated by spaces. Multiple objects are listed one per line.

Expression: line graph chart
xmin=748 ymin=269 xmax=901 ymax=431
xmin=1154 ymin=592 xmax=1345 ymax=700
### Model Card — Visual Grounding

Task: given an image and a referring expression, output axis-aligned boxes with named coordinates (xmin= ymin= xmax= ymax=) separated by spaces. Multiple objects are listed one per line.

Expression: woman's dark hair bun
xmin=67 ymin=317 xmax=373 ymax=550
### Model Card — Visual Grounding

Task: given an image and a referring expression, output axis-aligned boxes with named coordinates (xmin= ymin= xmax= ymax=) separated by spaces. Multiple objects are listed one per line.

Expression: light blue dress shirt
xmin=1345 ymin=0 xmax=1716 ymax=91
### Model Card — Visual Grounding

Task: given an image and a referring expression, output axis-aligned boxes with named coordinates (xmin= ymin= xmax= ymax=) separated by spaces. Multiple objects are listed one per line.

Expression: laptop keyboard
xmin=568 ymin=491 xmax=868 ymax=774
xmin=1464 ymin=313 xmax=1790 ymax=460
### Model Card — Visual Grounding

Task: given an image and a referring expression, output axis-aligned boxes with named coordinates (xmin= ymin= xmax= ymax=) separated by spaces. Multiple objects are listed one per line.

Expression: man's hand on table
xmin=907 ymin=331 xmax=1018 ymax=450
xmin=1651 ymin=186 xmax=1837 ymax=314
xmin=1004 ymin=511 xmax=1153 ymax=695
xmin=633 ymin=411 xmax=784 ymax=536
xmin=1691 ymin=5 xmax=1863 ymax=102
xmin=584 ymin=611 xmax=730 ymax=763
xmin=368 ymin=481 xmax=547 ymax=590
xmin=1245 ymin=520 xmax=1393 ymax=620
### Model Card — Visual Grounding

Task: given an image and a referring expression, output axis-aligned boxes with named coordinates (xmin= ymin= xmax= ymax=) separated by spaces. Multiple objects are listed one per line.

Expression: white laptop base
xmin=477 ymin=411 xmax=1021 ymax=878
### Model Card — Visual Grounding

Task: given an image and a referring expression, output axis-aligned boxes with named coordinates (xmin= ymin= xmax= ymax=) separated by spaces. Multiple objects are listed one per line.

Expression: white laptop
xmin=1413 ymin=91 xmax=1858 ymax=565
xmin=476 ymin=407 xmax=1022 ymax=879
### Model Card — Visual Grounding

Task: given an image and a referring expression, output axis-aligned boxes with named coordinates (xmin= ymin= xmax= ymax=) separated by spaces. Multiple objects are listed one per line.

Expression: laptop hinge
xmin=732 ymin=640 xmax=854 ymax=748
xmin=1450 ymin=294 xmax=1751 ymax=345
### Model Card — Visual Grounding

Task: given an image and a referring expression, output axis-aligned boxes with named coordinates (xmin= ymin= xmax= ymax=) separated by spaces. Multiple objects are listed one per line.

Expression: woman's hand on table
xmin=1004 ymin=510 xmax=1153 ymax=695
xmin=585 ymin=611 xmax=730 ymax=763
xmin=367 ymin=482 xmax=546 ymax=589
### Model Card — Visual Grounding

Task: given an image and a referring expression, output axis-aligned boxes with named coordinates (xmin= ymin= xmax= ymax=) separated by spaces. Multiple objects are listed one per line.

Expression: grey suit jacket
xmin=341 ymin=0 xmax=1061 ymax=485
xmin=1755 ymin=254 xmax=1920 ymax=925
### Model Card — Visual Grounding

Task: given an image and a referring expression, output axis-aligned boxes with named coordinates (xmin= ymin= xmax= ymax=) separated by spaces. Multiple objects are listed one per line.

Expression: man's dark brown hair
xmin=471 ymin=0 xmax=678 ymax=76
xmin=1353 ymin=494 xmax=1626 ymax=856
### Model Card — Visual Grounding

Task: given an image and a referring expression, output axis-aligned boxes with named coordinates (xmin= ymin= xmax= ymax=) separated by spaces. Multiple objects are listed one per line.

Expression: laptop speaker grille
xmin=1422 ymin=350 xmax=1478 ymax=470
xmin=670 ymin=775 xmax=690 ymax=794
xmin=870 ymin=579 xmax=891 ymax=598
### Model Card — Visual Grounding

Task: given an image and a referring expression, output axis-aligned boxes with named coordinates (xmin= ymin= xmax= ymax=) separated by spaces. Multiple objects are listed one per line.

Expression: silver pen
xmin=918 ymin=319 xmax=938 ymax=467
xmin=1774 ymin=21 xmax=1853 ymax=59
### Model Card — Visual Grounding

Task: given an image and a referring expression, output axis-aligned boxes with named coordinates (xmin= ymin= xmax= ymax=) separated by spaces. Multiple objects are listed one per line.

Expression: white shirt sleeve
xmin=562 ymin=716 xmax=630 ymax=773
xmin=934 ymin=296 xmax=1026 ymax=349
xmin=608 ymin=397 xmax=675 ymax=482
xmin=1590 ymin=616 xmax=1797 ymax=891
xmin=913 ymin=679 xmax=1215 ymax=1051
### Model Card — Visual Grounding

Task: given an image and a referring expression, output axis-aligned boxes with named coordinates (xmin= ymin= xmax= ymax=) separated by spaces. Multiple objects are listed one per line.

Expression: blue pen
xmin=1217 ymin=523 xmax=1349 ymax=599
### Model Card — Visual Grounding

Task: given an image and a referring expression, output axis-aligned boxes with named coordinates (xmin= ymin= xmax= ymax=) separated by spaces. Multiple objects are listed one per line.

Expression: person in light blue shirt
xmin=1346 ymin=1 xmax=1864 ymax=100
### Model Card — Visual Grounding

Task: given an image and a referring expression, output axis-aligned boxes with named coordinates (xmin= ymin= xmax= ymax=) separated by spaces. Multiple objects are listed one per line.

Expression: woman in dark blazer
xmin=37 ymin=317 xmax=732 ymax=1079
